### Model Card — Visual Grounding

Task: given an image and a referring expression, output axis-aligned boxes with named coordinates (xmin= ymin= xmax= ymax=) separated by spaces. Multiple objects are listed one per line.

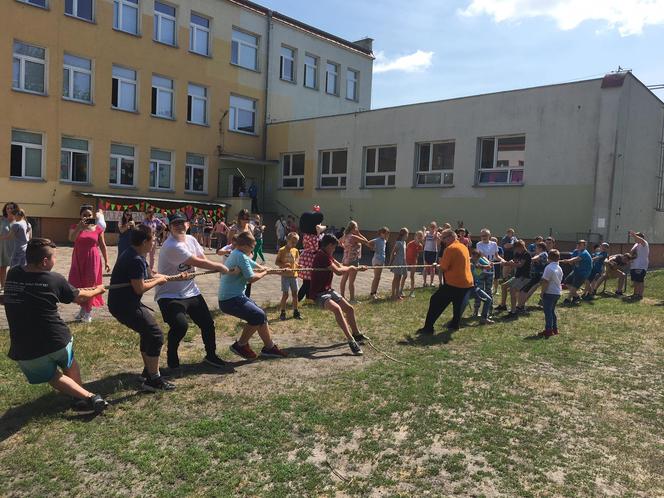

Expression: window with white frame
xmin=185 ymin=153 xmax=207 ymax=193
xmin=281 ymin=153 xmax=304 ymax=189
xmin=187 ymin=83 xmax=207 ymax=125
xmin=65 ymin=0 xmax=94 ymax=21
xmin=364 ymin=146 xmax=396 ymax=188
xmin=109 ymin=143 xmax=135 ymax=186
xmin=113 ymin=0 xmax=139 ymax=35
xmin=154 ymin=1 xmax=176 ymax=46
xmin=18 ymin=0 xmax=47 ymax=8
xmin=280 ymin=46 xmax=295 ymax=82
xmin=63 ymin=53 xmax=92 ymax=103
xmin=10 ymin=130 xmax=43 ymax=179
xmin=319 ymin=150 xmax=347 ymax=188
xmin=149 ymin=148 xmax=172 ymax=190
xmin=151 ymin=75 xmax=174 ymax=118
xmin=325 ymin=62 xmax=339 ymax=95
xmin=60 ymin=137 xmax=90 ymax=183
xmin=12 ymin=41 xmax=46 ymax=94
xmin=477 ymin=135 xmax=525 ymax=185
xmin=416 ymin=141 xmax=455 ymax=187
xmin=112 ymin=65 xmax=137 ymax=111
xmin=304 ymin=54 xmax=318 ymax=89
xmin=231 ymin=29 xmax=258 ymax=70
xmin=229 ymin=95 xmax=256 ymax=134
xmin=346 ymin=69 xmax=359 ymax=101
xmin=189 ymin=13 xmax=210 ymax=56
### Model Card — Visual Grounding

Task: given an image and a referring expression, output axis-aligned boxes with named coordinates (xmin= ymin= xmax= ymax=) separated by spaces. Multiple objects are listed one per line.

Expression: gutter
xmin=263 ymin=10 xmax=272 ymax=161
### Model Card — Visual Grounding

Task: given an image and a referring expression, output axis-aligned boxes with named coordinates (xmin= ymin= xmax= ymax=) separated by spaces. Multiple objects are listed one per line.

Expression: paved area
xmin=0 ymin=246 xmax=403 ymax=329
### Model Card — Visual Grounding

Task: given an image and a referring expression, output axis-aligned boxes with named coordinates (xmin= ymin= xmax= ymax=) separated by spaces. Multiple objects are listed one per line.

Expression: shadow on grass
xmin=398 ymin=329 xmax=455 ymax=346
xmin=283 ymin=342 xmax=354 ymax=360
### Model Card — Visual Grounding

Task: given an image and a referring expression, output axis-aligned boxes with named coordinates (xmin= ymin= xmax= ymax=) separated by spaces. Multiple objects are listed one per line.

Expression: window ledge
xmin=280 ymin=77 xmax=297 ymax=85
xmin=151 ymin=114 xmax=176 ymax=121
xmin=413 ymin=184 xmax=455 ymax=189
xmin=325 ymin=92 xmax=340 ymax=97
xmin=109 ymin=184 xmax=138 ymax=190
xmin=188 ymin=50 xmax=212 ymax=59
xmin=228 ymin=129 xmax=259 ymax=137
xmin=303 ymin=85 xmax=319 ymax=92
xmin=12 ymin=88 xmax=48 ymax=98
xmin=473 ymin=183 xmax=525 ymax=188
xmin=187 ymin=121 xmax=209 ymax=128
xmin=230 ymin=62 xmax=261 ymax=74
xmin=112 ymin=27 xmax=141 ymax=38
xmin=16 ymin=1 xmax=49 ymax=10
xmin=149 ymin=188 xmax=175 ymax=193
xmin=10 ymin=176 xmax=46 ymax=183
xmin=64 ymin=13 xmax=96 ymax=24
xmin=361 ymin=186 xmax=397 ymax=190
xmin=111 ymin=107 xmax=139 ymax=114
xmin=345 ymin=97 xmax=359 ymax=103
xmin=63 ymin=97 xmax=94 ymax=106
xmin=154 ymin=40 xmax=179 ymax=49
xmin=184 ymin=190 xmax=209 ymax=196
xmin=315 ymin=187 xmax=347 ymax=191
xmin=60 ymin=180 xmax=92 ymax=186
xmin=278 ymin=187 xmax=305 ymax=191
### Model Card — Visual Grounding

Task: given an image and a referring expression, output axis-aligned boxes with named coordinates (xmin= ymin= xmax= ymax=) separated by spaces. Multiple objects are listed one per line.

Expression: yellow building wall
xmin=0 ymin=0 xmax=267 ymax=229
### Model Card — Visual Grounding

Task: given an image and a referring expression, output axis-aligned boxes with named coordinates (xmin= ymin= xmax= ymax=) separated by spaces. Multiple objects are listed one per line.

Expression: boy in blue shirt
xmin=582 ymin=242 xmax=609 ymax=300
xmin=560 ymin=240 xmax=593 ymax=305
xmin=219 ymin=232 xmax=288 ymax=360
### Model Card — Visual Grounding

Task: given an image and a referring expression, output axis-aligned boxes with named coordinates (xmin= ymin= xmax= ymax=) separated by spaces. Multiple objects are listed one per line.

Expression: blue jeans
xmin=471 ymin=286 xmax=493 ymax=318
xmin=473 ymin=272 xmax=494 ymax=316
xmin=542 ymin=293 xmax=559 ymax=330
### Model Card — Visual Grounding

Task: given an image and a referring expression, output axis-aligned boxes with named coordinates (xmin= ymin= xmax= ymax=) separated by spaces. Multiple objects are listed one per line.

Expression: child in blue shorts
xmin=2 ymin=239 xmax=108 ymax=413
xmin=582 ymin=242 xmax=609 ymax=300
xmin=219 ymin=232 xmax=288 ymax=360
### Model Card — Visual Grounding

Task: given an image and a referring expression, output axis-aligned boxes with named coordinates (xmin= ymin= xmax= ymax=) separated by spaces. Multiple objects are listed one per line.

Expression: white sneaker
xmin=80 ymin=312 xmax=92 ymax=323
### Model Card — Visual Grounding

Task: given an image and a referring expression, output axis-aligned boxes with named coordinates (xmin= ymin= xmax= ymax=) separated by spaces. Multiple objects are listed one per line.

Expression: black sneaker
xmin=293 ymin=310 xmax=302 ymax=320
xmin=348 ymin=341 xmax=363 ymax=356
xmin=352 ymin=332 xmax=369 ymax=344
xmin=73 ymin=394 xmax=108 ymax=413
xmin=506 ymin=311 xmax=518 ymax=319
xmin=142 ymin=375 xmax=176 ymax=392
xmin=494 ymin=304 xmax=507 ymax=312
xmin=571 ymin=296 xmax=581 ymax=305
xmin=204 ymin=354 xmax=228 ymax=368
xmin=167 ymin=350 xmax=180 ymax=369
xmin=515 ymin=306 xmax=526 ymax=314
xmin=139 ymin=368 xmax=149 ymax=382
xmin=614 ymin=291 xmax=624 ymax=296
xmin=416 ymin=327 xmax=434 ymax=335
xmin=279 ymin=310 xmax=287 ymax=321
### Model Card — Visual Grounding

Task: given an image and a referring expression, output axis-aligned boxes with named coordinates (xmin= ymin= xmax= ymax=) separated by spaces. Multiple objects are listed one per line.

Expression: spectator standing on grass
xmin=252 ymin=214 xmax=266 ymax=263
xmin=538 ymin=249 xmax=563 ymax=338
xmin=275 ymin=214 xmax=288 ymax=251
xmin=418 ymin=228 xmax=474 ymax=334
xmin=0 ymin=206 xmax=31 ymax=269
xmin=422 ymin=222 xmax=440 ymax=287
xmin=628 ymin=231 xmax=649 ymax=300
xmin=2 ymin=238 xmax=108 ymax=413
xmin=389 ymin=228 xmax=409 ymax=300
xmin=142 ymin=207 xmax=166 ymax=271
xmin=275 ymin=232 xmax=302 ymax=321
xmin=213 ymin=217 xmax=228 ymax=250
xmin=368 ymin=227 xmax=390 ymax=300
xmin=117 ymin=209 xmax=135 ymax=258
xmin=406 ymin=231 xmax=424 ymax=297
xmin=560 ymin=240 xmax=593 ymax=305
xmin=0 ymin=202 xmax=18 ymax=290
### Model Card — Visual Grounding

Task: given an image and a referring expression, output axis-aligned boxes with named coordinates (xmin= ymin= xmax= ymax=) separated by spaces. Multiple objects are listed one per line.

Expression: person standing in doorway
xmin=248 ymin=182 xmax=258 ymax=213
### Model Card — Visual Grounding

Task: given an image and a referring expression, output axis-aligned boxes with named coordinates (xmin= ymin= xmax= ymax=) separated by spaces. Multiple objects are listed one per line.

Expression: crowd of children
xmin=0 ymin=200 xmax=654 ymax=412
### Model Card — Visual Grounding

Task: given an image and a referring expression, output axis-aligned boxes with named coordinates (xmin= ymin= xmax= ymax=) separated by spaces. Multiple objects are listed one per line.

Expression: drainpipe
xmin=262 ymin=10 xmax=272 ymax=161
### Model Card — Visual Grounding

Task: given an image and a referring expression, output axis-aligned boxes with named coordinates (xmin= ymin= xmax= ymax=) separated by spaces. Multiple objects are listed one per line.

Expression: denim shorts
xmin=630 ymin=269 xmax=646 ymax=283
xmin=218 ymin=295 xmax=267 ymax=325
xmin=281 ymin=276 xmax=298 ymax=294
xmin=17 ymin=339 xmax=74 ymax=384
xmin=315 ymin=290 xmax=344 ymax=308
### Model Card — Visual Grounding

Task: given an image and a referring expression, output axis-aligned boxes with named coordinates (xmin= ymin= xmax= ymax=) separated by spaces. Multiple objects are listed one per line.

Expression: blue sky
xmin=257 ymin=0 xmax=664 ymax=109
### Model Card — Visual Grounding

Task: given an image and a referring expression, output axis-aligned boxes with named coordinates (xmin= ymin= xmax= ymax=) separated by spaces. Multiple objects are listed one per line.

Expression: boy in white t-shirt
xmin=156 ymin=213 xmax=236 ymax=370
xmin=475 ymin=228 xmax=504 ymax=315
xmin=538 ymin=249 xmax=563 ymax=338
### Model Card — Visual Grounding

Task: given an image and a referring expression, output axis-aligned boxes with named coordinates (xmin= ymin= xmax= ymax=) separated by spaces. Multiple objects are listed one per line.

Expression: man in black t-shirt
xmin=3 ymin=239 xmax=108 ymax=413
xmin=495 ymin=239 xmax=531 ymax=317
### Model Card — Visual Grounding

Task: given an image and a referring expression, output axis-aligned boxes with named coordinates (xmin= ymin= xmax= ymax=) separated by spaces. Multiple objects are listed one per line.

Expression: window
xmin=185 ymin=153 xmax=207 ymax=193
xmin=304 ymin=54 xmax=318 ymax=89
xmin=112 ymin=65 xmax=137 ymax=111
xmin=113 ymin=0 xmax=139 ymax=35
xmin=109 ymin=143 xmax=135 ymax=186
xmin=346 ymin=69 xmax=359 ymax=101
xmin=325 ymin=62 xmax=339 ymax=95
xmin=231 ymin=29 xmax=258 ymax=70
xmin=364 ymin=146 xmax=396 ymax=188
xmin=187 ymin=83 xmax=207 ymax=125
xmin=17 ymin=0 xmax=47 ymax=8
xmin=416 ymin=141 xmax=455 ymax=186
xmin=189 ymin=13 xmax=210 ymax=56
xmin=229 ymin=95 xmax=256 ymax=134
xmin=280 ymin=46 xmax=295 ymax=82
xmin=12 ymin=41 xmax=46 ymax=94
xmin=319 ymin=150 xmax=347 ymax=188
xmin=281 ymin=153 xmax=304 ymax=189
xmin=154 ymin=1 xmax=176 ymax=46
xmin=477 ymin=135 xmax=525 ymax=185
xmin=65 ymin=0 xmax=94 ymax=21
xmin=149 ymin=148 xmax=172 ymax=190
xmin=10 ymin=130 xmax=43 ymax=179
xmin=63 ymin=54 xmax=92 ymax=103
xmin=60 ymin=137 xmax=89 ymax=183
xmin=151 ymin=75 xmax=174 ymax=118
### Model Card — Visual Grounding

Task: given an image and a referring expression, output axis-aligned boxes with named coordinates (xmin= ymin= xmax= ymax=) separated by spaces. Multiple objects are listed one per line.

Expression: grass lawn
xmin=1 ymin=271 xmax=663 ymax=497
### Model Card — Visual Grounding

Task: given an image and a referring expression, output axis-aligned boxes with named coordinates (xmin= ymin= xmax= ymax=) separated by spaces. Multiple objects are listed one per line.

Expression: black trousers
xmin=424 ymin=284 xmax=472 ymax=330
xmin=110 ymin=303 xmax=164 ymax=357
xmin=298 ymin=280 xmax=310 ymax=302
xmin=157 ymin=295 xmax=216 ymax=358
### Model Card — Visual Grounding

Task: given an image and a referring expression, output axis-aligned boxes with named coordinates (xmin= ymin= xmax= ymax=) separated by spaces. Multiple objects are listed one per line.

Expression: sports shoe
xmin=348 ymin=341 xmax=363 ymax=356
xmin=293 ymin=310 xmax=302 ymax=320
xmin=614 ymin=291 xmax=624 ymax=296
xmin=142 ymin=375 xmax=176 ymax=392
xmin=494 ymin=304 xmax=507 ymax=312
xmin=204 ymin=354 xmax=228 ymax=368
xmin=260 ymin=344 xmax=288 ymax=358
xmin=416 ymin=327 xmax=434 ymax=335
xmin=139 ymin=368 xmax=149 ymax=382
xmin=581 ymin=295 xmax=593 ymax=301
xmin=230 ymin=341 xmax=257 ymax=360
xmin=479 ymin=318 xmax=495 ymax=325
xmin=506 ymin=311 xmax=518 ymax=319
xmin=515 ymin=306 xmax=526 ymax=314
xmin=352 ymin=332 xmax=370 ymax=344
xmin=571 ymin=296 xmax=581 ymax=305
xmin=73 ymin=394 xmax=108 ymax=413
xmin=279 ymin=310 xmax=287 ymax=321
xmin=563 ymin=298 xmax=573 ymax=305
xmin=79 ymin=312 xmax=92 ymax=323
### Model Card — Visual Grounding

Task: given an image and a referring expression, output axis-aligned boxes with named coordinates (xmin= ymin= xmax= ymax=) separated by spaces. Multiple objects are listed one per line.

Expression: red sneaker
xmin=260 ymin=344 xmax=288 ymax=358
xmin=229 ymin=341 xmax=257 ymax=360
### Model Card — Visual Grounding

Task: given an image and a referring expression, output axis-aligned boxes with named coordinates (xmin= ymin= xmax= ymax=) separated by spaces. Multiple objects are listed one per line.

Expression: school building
xmin=1 ymin=0 xmax=373 ymax=241
xmin=264 ymin=72 xmax=664 ymax=264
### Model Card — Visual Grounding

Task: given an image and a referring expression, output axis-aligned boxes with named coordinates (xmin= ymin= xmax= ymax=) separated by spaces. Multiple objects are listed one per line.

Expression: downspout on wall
xmin=262 ymin=10 xmax=272 ymax=161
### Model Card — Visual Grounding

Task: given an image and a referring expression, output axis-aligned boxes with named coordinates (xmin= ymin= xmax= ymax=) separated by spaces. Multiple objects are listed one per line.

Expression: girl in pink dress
xmin=68 ymin=205 xmax=110 ymax=323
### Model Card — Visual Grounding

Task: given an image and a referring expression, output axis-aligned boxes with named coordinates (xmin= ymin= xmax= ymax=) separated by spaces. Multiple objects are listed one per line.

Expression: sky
xmin=256 ymin=0 xmax=664 ymax=109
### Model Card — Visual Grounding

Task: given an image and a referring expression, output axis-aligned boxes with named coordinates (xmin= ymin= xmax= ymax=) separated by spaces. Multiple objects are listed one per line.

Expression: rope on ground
xmin=325 ymin=460 xmax=353 ymax=483
xmin=366 ymin=339 xmax=411 ymax=366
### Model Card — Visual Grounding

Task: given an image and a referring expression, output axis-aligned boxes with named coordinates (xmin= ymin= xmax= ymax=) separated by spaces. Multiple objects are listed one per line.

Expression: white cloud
xmin=374 ymin=50 xmax=434 ymax=73
xmin=458 ymin=0 xmax=664 ymax=36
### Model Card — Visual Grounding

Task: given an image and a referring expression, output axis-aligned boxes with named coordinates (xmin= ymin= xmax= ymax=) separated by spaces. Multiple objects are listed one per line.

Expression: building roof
xmin=227 ymin=0 xmax=374 ymax=57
